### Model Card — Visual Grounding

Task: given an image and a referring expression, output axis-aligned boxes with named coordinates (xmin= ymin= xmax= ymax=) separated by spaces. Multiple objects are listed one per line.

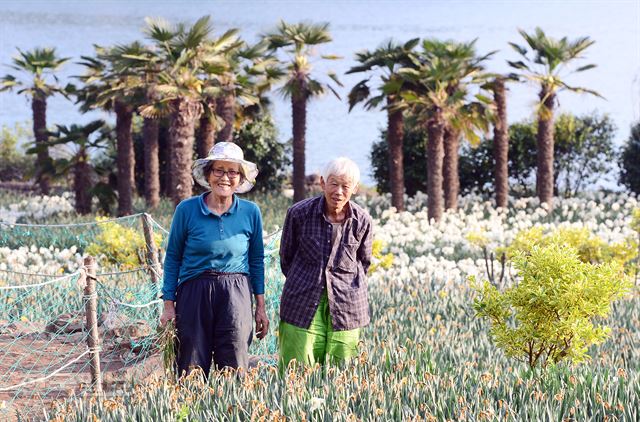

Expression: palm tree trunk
xmin=426 ymin=110 xmax=445 ymax=222
xmin=143 ymin=117 xmax=160 ymax=209
xmin=536 ymin=87 xmax=556 ymax=208
xmin=74 ymin=148 xmax=92 ymax=214
xmin=292 ymin=92 xmax=307 ymax=203
xmin=443 ymin=126 xmax=460 ymax=211
xmin=197 ymin=109 xmax=216 ymax=158
xmin=32 ymin=95 xmax=51 ymax=195
xmin=387 ymin=100 xmax=405 ymax=211
xmin=216 ymin=93 xmax=235 ymax=143
xmin=169 ymin=97 xmax=202 ymax=206
xmin=159 ymin=124 xmax=171 ymax=197
xmin=115 ymin=100 xmax=135 ymax=216
xmin=493 ymin=78 xmax=509 ymax=208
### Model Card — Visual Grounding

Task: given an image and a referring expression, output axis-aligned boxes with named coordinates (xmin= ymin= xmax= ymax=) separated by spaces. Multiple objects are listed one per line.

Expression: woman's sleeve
xmin=161 ymin=204 xmax=187 ymax=301
xmin=248 ymin=204 xmax=265 ymax=295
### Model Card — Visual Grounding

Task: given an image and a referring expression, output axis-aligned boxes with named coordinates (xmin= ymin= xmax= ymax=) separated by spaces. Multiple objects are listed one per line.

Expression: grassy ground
xmin=3 ymin=188 xmax=638 ymax=420
xmin=49 ymin=278 xmax=640 ymax=421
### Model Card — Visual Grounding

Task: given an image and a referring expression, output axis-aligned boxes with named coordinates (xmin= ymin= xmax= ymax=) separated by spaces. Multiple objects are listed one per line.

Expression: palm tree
xmin=196 ymin=37 xmax=244 ymax=154
xmin=1 ymin=48 xmax=70 ymax=194
xmin=398 ymin=39 xmax=493 ymax=221
xmin=105 ymin=42 xmax=165 ymax=209
xmin=509 ymin=27 xmax=601 ymax=208
xmin=263 ymin=21 xmax=342 ymax=203
xmin=443 ymin=99 xmax=492 ymax=211
xmin=197 ymin=39 xmax=279 ymax=154
xmin=29 ymin=120 xmax=107 ymax=214
xmin=347 ymin=38 xmax=419 ymax=211
xmin=437 ymin=41 xmax=494 ymax=211
xmin=77 ymin=43 xmax=147 ymax=216
xmin=144 ymin=16 xmax=239 ymax=205
xmin=490 ymin=77 xmax=509 ymax=208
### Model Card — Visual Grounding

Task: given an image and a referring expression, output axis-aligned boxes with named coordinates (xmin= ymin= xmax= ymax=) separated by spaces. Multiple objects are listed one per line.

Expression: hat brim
xmin=192 ymin=157 xmax=258 ymax=194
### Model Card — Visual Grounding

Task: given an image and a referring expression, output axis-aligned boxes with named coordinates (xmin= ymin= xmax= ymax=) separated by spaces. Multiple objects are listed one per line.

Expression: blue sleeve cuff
xmin=161 ymin=291 xmax=176 ymax=301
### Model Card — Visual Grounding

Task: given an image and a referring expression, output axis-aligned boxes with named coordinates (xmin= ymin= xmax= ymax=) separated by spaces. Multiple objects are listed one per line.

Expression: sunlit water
xmin=1 ymin=0 xmax=638 ymax=185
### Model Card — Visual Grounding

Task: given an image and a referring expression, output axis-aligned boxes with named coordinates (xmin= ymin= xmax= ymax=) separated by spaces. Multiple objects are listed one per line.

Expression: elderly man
xmin=278 ymin=157 xmax=373 ymax=368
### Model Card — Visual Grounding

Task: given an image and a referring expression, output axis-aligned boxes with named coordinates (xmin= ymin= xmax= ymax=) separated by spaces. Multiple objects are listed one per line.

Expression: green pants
xmin=278 ymin=291 xmax=360 ymax=370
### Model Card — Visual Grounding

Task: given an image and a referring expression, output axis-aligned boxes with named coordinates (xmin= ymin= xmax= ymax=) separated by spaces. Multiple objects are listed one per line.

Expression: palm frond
xmin=144 ymin=17 xmax=176 ymax=42
xmin=327 ymin=71 xmax=343 ymax=87
xmin=557 ymin=81 xmax=604 ymax=99
xmin=573 ymin=63 xmax=597 ymax=73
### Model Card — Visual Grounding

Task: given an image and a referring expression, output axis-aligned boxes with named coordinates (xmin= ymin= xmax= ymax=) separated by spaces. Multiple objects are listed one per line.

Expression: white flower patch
xmin=365 ymin=192 xmax=639 ymax=290
xmin=0 ymin=192 xmax=75 ymax=223
xmin=0 ymin=245 xmax=83 ymax=275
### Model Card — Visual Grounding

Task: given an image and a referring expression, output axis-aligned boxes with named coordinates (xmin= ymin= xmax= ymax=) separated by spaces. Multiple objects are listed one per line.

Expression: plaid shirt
xmin=279 ymin=195 xmax=373 ymax=331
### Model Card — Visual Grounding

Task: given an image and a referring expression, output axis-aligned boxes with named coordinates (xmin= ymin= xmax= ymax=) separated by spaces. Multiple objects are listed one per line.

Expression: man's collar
xmin=317 ymin=195 xmax=354 ymax=221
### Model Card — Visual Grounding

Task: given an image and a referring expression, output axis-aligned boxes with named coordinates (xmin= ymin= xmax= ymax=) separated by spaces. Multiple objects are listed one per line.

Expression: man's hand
xmin=160 ymin=300 xmax=176 ymax=326
xmin=254 ymin=294 xmax=269 ymax=339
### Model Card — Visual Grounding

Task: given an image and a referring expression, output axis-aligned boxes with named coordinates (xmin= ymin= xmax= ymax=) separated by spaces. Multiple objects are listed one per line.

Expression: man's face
xmin=321 ymin=174 xmax=358 ymax=211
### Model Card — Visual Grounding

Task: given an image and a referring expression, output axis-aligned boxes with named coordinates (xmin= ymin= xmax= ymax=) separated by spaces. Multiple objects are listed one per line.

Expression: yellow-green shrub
xmin=473 ymin=242 xmax=632 ymax=369
xmin=86 ymin=217 xmax=163 ymax=269
xmin=502 ymin=227 xmax=637 ymax=270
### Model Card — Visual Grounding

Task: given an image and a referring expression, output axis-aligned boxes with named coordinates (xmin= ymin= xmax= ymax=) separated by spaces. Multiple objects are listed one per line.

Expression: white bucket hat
xmin=192 ymin=142 xmax=258 ymax=194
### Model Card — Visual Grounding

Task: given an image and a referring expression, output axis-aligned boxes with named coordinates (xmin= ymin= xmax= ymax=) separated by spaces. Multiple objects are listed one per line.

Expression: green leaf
xmin=508 ymin=42 xmax=528 ymax=56
xmin=400 ymin=91 xmax=418 ymax=102
xmin=574 ymin=63 xmax=597 ymax=73
xmin=507 ymin=60 xmax=530 ymax=71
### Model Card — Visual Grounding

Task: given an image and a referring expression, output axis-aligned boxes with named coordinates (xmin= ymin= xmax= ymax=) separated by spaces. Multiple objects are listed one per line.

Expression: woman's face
xmin=207 ymin=160 xmax=242 ymax=199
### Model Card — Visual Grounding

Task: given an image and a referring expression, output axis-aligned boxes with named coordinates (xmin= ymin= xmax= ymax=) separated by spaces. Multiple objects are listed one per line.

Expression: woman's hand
xmin=160 ymin=300 xmax=176 ymax=326
xmin=254 ymin=294 xmax=269 ymax=339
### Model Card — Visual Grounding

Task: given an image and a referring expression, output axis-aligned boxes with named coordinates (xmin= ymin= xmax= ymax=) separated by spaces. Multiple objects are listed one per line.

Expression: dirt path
xmin=0 ymin=334 xmax=162 ymax=421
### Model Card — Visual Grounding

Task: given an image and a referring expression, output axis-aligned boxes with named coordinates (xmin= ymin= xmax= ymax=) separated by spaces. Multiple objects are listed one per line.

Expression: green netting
xmin=0 ymin=213 xmax=284 ymax=420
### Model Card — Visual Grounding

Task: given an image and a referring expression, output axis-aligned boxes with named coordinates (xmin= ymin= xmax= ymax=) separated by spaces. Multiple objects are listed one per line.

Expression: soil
xmin=0 ymin=333 xmax=274 ymax=422
xmin=0 ymin=334 xmax=162 ymax=422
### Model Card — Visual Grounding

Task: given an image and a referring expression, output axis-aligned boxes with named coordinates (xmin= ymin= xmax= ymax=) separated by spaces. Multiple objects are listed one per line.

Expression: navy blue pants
xmin=175 ymin=271 xmax=253 ymax=377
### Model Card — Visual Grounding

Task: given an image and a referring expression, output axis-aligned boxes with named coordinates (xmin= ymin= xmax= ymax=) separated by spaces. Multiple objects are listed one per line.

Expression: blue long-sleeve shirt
xmin=161 ymin=192 xmax=265 ymax=301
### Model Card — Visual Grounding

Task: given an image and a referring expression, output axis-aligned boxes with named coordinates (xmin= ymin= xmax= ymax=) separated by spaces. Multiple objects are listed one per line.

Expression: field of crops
xmin=2 ymin=189 xmax=639 ymax=420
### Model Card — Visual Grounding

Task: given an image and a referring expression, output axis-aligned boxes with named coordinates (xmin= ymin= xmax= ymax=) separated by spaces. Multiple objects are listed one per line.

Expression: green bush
xmin=370 ymin=116 xmax=428 ymax=196
xmin=370 ymin=112 xmax=617 ymax=197
xmin=501 ymin=226 xmax=637 ymax=270
xmin=619 ymin=121 xmax=640 ymax=194
xmin=473 ymin=242 xmax=632 ymax=369
xmin=0 ymin=123 xmax=34 ymax=181
xmin=234 ymin=109 xmax=291 ymax=193
xmin=85 ymin=217 xmax=163 ymax=270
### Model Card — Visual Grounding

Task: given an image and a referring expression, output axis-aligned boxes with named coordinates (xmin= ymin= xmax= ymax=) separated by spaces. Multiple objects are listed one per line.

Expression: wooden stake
xmin=142 ymin=213 xmax=161 ymax=286
xmin=83 ymin=255 xmax=102 ymax=394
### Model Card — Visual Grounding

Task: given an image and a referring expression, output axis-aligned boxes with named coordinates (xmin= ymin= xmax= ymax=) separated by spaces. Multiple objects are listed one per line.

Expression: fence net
xmin=0 ymin=214 xmax=283 ymax=420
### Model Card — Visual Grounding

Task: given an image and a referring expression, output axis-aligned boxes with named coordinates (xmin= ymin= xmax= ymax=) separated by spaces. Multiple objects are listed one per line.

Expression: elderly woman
xmin=278 ymin=157 xmax=373 ymax=368
xmin=160 ymin=142 xmax=269 ymax=376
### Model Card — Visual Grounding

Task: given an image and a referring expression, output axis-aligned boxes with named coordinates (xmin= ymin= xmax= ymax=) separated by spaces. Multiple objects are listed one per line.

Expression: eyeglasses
xmin=211 ymin=168 xmax=241 ymax=179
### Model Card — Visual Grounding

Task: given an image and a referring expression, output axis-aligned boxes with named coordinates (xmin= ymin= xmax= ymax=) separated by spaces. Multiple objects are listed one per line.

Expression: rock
xmin=60 ymin=332 xmax=86 ymax=344
xmin=103 ymin=318 xmax=153 ymax=339
xmin=46 ymin=313 xmax=85 ymax=334
xmin=6 ymin=320 xmax=46 ymax=337
xmin=127 ymin=320 xmax=153 ymax=338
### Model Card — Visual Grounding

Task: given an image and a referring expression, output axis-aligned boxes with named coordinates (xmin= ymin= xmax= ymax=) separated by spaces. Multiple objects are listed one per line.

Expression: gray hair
xmin=322 ymin=157 xmax=360 ymax=186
